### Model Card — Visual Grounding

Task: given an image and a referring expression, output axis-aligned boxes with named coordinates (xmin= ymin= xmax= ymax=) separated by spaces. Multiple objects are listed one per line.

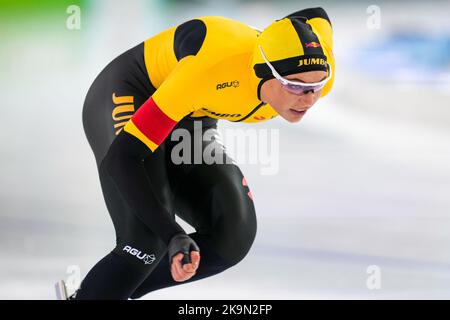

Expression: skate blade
xmin=55 ymin=280 xmax=68 ymax=300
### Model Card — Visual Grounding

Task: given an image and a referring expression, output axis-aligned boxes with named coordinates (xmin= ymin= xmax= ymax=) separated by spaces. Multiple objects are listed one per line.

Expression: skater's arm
xmin=100 ymin=56 xmax=212 ymax=245
xmin=121 ymin=55 xmax=207 ymax=153
xmin=101 ymin=130 xmax=185 ymax=245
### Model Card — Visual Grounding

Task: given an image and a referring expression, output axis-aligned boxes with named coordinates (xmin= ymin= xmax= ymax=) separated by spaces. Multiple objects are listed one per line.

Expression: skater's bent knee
xmin=212 ymin=215 xmax=257 ymax=266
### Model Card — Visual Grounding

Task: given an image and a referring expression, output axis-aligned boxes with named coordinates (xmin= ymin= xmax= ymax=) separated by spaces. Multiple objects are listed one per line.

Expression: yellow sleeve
xmin=124 ymin=55 xmax=207 ymax=152
xmin=151 ymin=55 xmax=203 ymax=121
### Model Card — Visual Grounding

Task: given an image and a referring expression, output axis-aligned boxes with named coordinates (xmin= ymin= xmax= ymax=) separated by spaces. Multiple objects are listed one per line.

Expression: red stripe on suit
xmin=131 ymin=96 xmax=178 ymax=146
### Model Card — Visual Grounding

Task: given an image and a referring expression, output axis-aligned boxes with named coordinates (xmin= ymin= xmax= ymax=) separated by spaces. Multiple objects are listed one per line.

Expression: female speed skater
xmin=57 ymin=7 xmax=335 ymax=299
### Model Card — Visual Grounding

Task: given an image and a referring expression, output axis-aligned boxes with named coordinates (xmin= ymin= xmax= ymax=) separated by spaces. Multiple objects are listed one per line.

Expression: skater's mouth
xmin=289 ymin=108 xmax=306 ymax=116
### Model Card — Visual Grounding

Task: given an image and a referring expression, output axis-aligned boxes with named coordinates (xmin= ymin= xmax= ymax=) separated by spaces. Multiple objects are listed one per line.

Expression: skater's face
xmin=260 ymin=70 xmax=327 ymax=123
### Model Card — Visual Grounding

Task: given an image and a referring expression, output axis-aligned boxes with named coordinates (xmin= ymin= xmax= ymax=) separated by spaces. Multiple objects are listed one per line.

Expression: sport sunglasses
xmin=258 ymin=45 xmax=332 ymax=96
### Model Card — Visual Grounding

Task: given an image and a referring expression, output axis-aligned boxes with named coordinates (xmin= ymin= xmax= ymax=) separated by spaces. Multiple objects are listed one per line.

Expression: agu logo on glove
xmin=123 ymin=245 xmax=156 ymax=265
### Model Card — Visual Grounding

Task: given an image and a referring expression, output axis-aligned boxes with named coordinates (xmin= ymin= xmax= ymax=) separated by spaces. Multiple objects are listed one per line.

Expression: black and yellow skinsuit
xmin=79 ymin=7 xmax=334 ymax=299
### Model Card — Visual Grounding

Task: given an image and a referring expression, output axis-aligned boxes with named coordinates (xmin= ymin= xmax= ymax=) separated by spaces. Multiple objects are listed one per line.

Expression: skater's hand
xmin=171 ymin=251 xmax=200 ymax=282
xmin=167 ymin=233 xmax=201 ymax=282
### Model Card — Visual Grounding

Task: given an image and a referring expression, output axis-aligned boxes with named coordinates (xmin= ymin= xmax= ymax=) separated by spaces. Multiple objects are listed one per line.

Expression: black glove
xmin=167 ymin=233 xmax=200 ymax=266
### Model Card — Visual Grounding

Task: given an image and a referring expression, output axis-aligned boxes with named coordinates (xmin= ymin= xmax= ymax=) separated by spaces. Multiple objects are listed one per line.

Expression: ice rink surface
xmin=1 ymin=0 xmax=449 ymax=299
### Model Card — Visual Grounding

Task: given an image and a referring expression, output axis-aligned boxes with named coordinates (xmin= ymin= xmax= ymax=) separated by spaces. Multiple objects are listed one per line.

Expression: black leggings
xmin=78 ymin=43 xmax=257 ymax=299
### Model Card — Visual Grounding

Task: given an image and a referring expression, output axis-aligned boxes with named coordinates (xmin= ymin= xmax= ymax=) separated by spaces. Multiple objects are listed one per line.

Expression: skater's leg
xmin=131 ymin=130 xmax=257 ymax=298
xmin=74 ymin=160 xmax=168 ymax=299
xmin=78 ymin=42 xmax=164 ymax=299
